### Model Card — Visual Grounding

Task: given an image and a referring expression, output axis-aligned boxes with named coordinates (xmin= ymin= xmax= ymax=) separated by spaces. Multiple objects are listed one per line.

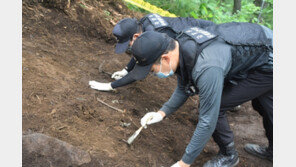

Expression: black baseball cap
xmin=112 ymin=18 xmax=139 ymax=54
xmin=128 ymin=31 xmax=171 ymax=80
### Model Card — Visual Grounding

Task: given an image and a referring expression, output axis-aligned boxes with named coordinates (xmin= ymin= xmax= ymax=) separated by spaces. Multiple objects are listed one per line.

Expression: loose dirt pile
xmin=22 ymin=0 xmax=272 ymax=166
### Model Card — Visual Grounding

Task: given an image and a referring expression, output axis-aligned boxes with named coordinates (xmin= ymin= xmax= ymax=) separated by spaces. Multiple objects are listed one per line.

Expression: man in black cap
xmin=89 ymin=14 xmax=215 ymax=91
xmin=116 ymin=22 xmax=273 ymax=167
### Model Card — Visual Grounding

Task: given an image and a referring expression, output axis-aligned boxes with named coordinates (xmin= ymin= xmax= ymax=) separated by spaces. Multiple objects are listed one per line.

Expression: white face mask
xmin=155 ymin=61 xmax=174 ymax=78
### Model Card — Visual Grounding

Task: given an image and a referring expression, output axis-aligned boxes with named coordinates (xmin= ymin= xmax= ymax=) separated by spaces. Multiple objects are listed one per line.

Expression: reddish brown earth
xmin=22 ymin=0 xmax=272 ymax=166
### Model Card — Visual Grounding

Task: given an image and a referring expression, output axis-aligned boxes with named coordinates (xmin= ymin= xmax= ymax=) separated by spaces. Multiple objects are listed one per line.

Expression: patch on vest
xmin=147 ymin=14 xmax=169 ymax=29
xmin=184 ymin=27 xmax=217 ymax=44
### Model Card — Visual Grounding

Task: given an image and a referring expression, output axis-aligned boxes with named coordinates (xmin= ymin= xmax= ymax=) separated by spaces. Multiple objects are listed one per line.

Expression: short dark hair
xmin=129 ymin=23 xmax=142 ymax=40
xmin=154 ymin=37 xmax=176 ymax=64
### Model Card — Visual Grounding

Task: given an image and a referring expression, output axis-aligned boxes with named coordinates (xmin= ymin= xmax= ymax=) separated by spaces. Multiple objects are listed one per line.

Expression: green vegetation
xmin=124 ymin=0 xmax=273 ymax=29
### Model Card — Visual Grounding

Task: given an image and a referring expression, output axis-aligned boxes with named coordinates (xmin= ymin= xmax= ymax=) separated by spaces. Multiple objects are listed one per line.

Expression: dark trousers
xmin=212 ymin=70 xmax=273 ymax=152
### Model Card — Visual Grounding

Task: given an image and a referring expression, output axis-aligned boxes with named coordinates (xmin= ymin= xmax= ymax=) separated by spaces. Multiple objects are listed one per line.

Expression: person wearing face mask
xmin=107 ymin=22 xmax=273 ymax=167
xmin=89 ymin=13 xmax=215 ymax=91
xmin=154 ymin=60 xmax=174 ymax=78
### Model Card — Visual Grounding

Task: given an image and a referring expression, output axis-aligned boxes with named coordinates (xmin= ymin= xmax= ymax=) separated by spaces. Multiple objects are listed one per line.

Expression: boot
xmin=244 ymin=143 xmax=273 ymax=162
xmin=203 ymin=142 xmax=239 ymax=167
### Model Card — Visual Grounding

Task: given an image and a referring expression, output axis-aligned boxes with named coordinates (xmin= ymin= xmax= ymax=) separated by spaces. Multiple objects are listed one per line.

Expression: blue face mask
xmin=155 ymin=61 xmax=174 ymax=78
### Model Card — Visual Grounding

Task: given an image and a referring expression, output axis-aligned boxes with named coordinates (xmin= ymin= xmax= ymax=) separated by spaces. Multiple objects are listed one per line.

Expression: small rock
xmin=110 ymin=19 xmax=116 ymax=26
xmin=76 ymin=97 xmax=86 ymax=101
xmin=89 ymin=109 xmax=95 ymax=114
xmin=49 ymin=109 xmax=57 ymax=115
xmin=78 ymin=104 xmax=83 ymax=111
xmin=98 ymin=2 xmax=104 ymax=7
xmin=120 ymin=122 xmax=131 ymax=127
xmin=83 ymin=110 xmax=90 ymax=115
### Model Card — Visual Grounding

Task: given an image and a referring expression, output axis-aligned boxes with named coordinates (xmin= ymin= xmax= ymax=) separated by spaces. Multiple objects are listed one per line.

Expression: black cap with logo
xmin=128 ymin=31 xmax=171 ymax=80
xmin=112 ymin=18 xmax=139 ymax=54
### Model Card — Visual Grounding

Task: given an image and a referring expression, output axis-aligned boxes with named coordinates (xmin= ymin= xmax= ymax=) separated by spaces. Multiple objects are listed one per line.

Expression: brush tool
xmin=126 ymin=116 xmax=153 ymax=145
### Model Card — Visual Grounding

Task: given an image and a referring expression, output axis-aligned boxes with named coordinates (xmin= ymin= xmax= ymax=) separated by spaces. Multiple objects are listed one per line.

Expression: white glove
xmin=111 ymin=69 xmax=128 ymax=80
xmin=89 ymin=81 xmax=114 ymax=91
xmin=171 ymin=162 xmax=181 ymax=167
xmin=141 ymin=112 xmax=163 ymax=128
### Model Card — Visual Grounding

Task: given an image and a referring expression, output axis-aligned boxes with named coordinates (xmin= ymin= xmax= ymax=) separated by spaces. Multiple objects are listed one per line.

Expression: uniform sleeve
xmin=159 ymin=77 xmax=189 ymax=116
xmin=181 ymin=67 xmax=224 ymax=164
xmin=111 ymin=72 xmax=136 ymax=88
xmin=125 ymin=58 xmax=136 ymax=72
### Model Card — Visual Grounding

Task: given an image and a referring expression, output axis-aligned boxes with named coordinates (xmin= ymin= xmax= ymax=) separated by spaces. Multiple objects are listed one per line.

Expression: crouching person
xmin=127 ymin=22 xmax=273 ymax=167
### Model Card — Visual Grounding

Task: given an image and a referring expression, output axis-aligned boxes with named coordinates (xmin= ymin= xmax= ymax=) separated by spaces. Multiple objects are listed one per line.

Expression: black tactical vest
xmin=205 ymin=22 xmax=273 ymax=83
xmin=139 ymin=14 xmax=178 ymax=38
xmin=176 ymin=27 xmax=218 ymax=96
xmin=176 ymin=22 xmax=273 ymax=96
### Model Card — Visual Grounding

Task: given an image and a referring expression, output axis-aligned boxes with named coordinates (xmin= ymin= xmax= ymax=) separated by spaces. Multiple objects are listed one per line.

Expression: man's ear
xmin=130 ymin=33 xmax=141 ymax=46
xmin=161 ymin=54 xmax=171 ymax=65
xmin=132 ymin=33 xmax=141 ymax=40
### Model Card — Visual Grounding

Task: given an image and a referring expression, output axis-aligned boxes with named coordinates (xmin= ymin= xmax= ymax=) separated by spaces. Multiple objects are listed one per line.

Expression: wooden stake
xmin=97 ymin=98 xmax=124 ymax=113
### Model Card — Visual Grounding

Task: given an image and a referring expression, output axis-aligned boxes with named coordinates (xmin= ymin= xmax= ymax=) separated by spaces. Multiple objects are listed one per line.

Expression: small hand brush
xmin=126 ymin=116 xmax=153 ymax=145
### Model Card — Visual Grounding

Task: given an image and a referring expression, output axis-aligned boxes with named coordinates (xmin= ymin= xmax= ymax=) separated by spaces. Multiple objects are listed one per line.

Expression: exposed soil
xmin=22 ymin=0 xmax=272 ymax=166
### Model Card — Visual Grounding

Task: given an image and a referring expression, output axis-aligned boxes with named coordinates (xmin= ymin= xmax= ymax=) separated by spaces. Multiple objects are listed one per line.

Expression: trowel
xmin=126 ymin=116 xmax=153 ymax=145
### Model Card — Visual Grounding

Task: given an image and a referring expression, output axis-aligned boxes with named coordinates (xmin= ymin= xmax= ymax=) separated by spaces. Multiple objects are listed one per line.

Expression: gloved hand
xmin=111 ymin=69 xmax=128 ymax=80
xmin=171 ymin=161 xmax=190 ymax=167
xmin=89 ymin=81 xmax=114 ymax=91
xmin=141 ymin=112 xmax=164 ymax=128
xmin=171 ymin=162 xmax=181 ymax=167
